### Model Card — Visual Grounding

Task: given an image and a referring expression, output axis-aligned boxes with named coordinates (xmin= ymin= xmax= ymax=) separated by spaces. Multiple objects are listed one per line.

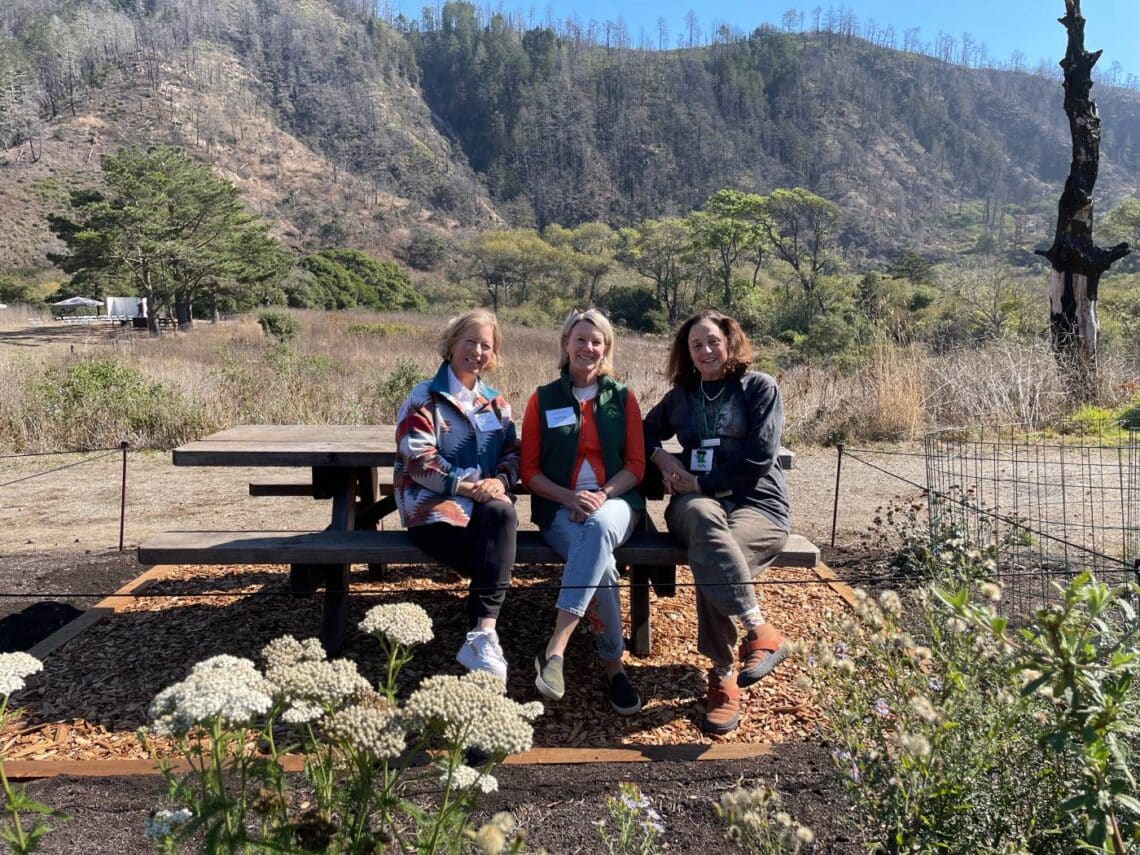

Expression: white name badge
xmin=545 ymin=406 xmax=577 ymax=429
xmin=691 ymin=448 xmax=714 ymax=472
xmin=700 ymin=438 xmax=721 ymax=448
xmin=475 ymin=411 xmax=502 ymax=432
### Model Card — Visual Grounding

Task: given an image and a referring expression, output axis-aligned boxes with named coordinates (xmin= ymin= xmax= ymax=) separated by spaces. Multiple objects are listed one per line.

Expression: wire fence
xmin=924 ymin=422 xmax=1138 ymax=617
xmin=2 ymin=432 xmax=1136 ymax=613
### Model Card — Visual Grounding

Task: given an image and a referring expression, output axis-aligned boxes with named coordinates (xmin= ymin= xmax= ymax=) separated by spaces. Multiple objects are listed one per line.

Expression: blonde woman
xmin=394 ymin=309 xmax=520 ymax=682
xmin=521 ymin=308 xmax=645 ymax=715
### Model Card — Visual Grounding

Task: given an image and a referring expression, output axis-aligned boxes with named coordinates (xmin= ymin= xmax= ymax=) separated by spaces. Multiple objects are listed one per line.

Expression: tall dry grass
xmin=1 ymin=309 xmax=1135 ymax=452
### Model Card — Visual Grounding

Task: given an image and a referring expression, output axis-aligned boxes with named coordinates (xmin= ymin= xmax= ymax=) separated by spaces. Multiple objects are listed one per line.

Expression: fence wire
xmin=925 ymin=423 xmax=1138 ymax=617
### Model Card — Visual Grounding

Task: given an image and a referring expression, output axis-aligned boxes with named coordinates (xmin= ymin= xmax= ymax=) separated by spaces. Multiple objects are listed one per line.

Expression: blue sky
xmin=460 ymin=0 xmax=1140 ymax=82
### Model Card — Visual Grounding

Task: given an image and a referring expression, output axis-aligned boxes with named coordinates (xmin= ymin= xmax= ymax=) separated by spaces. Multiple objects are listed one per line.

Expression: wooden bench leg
xmin=629 ymin=565 xmax=652 ymax=657
xmin=319 ymin=564 xmax=349 ymax=656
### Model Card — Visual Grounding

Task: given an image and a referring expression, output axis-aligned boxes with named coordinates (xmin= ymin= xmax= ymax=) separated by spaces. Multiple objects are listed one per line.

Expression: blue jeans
xmin=542 ymin=501 xmax=638 ymax=662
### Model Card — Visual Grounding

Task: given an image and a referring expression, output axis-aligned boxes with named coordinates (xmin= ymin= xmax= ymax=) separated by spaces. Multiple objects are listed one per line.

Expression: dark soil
xmin=23 ymin=747 xmax=860 ymax=854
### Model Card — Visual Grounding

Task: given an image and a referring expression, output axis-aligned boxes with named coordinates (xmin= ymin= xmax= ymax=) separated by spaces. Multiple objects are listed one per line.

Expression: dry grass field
xmin=3 ymin=304 xmax=1130 ymax=456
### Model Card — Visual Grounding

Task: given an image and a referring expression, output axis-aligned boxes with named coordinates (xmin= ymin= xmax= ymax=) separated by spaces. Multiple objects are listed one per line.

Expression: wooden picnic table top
xmin=173 ymin=424 xmax=795 ymax=470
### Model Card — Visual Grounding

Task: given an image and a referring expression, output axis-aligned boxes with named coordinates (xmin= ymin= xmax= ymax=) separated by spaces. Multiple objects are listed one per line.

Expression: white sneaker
xmin=456 ymin=628 xmax=508 ymax=682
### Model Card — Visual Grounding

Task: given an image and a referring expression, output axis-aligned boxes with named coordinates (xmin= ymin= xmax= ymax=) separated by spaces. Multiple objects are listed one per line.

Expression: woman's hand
xmin=566 ymin=489 xmax=606 ymax=517
xmin=651 ymin=449 xmax=686 ymax=480
xmin=460 ymin=478 xmax=510 ymax=504
xmin=667 ymin=471 xmax=701 ymax=495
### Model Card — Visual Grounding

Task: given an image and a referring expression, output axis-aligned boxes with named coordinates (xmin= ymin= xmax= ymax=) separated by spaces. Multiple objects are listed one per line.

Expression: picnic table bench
xmin=138 ymin=426 xmax=816 ymax=656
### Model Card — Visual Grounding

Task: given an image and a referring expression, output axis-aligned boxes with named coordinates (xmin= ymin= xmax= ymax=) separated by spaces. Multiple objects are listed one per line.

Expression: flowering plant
xmin=803 ymin=576 xmax=1085 ymax=853
xmin=715 ymin=783 xmax=814 ymax=853
xmin=142 ymin=602 xmax=542 ymax=852
xmin=0 ymin=653 xmax=64 ymax=854
xmin=595 ymin=783 xmax=665 ymax=854
xmin=938 ymin=572 xmax=1140 ymax=855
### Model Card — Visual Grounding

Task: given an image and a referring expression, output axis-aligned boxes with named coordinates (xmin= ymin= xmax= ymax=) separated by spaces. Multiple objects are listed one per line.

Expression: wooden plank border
xmin=5 ymin=742 xmax=774 ymax=779
xmin=27 ymin=564 xmax=176 ymax=661
xmin=811 ymin=561 xmax=859 ymax=609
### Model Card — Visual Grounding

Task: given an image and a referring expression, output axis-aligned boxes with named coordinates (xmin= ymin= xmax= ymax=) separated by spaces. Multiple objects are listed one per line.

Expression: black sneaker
xmin=605 ymin=671 xmax=642 ymax=716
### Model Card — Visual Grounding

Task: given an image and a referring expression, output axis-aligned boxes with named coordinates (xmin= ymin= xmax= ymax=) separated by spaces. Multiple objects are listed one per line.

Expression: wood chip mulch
xmin=1 ymin=561 xmax=849 ymax=762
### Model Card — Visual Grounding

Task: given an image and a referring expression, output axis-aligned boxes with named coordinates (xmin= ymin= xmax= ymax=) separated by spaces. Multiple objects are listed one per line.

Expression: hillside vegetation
xmin=2 ymin=0 xmax=1140 ymax=269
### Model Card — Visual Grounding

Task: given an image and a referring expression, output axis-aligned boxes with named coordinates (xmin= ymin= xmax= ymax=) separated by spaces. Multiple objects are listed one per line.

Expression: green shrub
xmin=605 ymin=285 xmax=667 ymax=334
xmin=345 ymin=322 xmax=418 ymax=338
xmin=375 ymin=358 xmax=423 ymax=421
xmin=25 ymin=359 xmax=212 ymax=450
xmin=257 ymin=310 xmax=301 ymax=342
xmin=806 ymin=575 xmax=1082 ymax=853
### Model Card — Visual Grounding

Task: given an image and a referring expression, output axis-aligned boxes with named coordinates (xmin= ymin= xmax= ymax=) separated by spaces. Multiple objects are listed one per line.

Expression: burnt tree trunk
xmin=1035 ymin=0 xmax=1130 ymax=398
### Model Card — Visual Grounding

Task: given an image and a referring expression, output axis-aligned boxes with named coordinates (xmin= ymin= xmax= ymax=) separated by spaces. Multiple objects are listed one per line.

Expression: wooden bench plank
xmin=139 ymin=530 xmax=819 ymax=569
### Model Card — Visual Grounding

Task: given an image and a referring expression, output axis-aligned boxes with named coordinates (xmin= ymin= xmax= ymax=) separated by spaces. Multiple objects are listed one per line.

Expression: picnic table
xmin=139 ymin=425 xmax=814 ymax=655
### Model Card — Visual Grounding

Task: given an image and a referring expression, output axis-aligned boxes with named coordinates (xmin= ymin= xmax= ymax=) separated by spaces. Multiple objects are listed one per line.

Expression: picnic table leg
xmin=629 ymin=564 xmax=652 ymax=656
xmin=315 ymin=467 xmax=356 ymax=656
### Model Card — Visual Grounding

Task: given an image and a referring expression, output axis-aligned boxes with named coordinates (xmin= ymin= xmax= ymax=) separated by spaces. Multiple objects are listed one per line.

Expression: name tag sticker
xmin=545 ymin=407 xmax=577 ymax=429
xmin=475 ymin=411 xmax=502 ymax=432
xmin=691 ymin=448 xmax=713 ymax=472
xmin=700 ymin=438 xmax=721 ymax=447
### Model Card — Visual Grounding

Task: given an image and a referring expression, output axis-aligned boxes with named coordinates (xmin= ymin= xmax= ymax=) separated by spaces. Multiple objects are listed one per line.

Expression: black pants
xmin=408 ymin=500 xmax=518 ymax=627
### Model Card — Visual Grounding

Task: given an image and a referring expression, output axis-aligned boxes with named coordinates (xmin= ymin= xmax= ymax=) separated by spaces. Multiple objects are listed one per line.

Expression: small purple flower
xmin=873 ymin=698 xmax=891 ymax=717
xmin=928 ymin=677 xmax=943 ymax=693
xmin=621 ymin=791 xmax=650 ymax=811
xmin=833 ymin=642 xmax=849 ymax=658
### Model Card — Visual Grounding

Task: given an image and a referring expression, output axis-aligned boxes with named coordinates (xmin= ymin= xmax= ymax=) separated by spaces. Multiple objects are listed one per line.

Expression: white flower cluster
xmin=325 ymin=700 xmax=406 ymax=760
xmin=261 ymin=635 xmax=326 ymax=670
xmin=0 ymin=652 xmax=42 ymax=696
xmin=908 ymin=694 xmax=940 ymax=725
xmin=149 ymin=655 xmax=274 ymax=736
xmin=441 ymin=762 xmax=498 ymax=793
xmin=266 ymin=658 xmax=370 ymax=715
xmin=403 ymin=672 xmax=538 ymax=756
xmin=144 ymin=807 xmax=193 ymax=840
xmin=891 ymin=730 xmax=932 ymax=760
xmin=359 ymin=603 xmax=434 ymax=646
xmin=260 ymin=634 xmax=371 ymax=722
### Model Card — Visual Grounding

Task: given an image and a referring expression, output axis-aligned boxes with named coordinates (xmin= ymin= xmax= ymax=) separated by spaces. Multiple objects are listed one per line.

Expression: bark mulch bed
xmin=2 ymin=561 xmax=851 ymax=762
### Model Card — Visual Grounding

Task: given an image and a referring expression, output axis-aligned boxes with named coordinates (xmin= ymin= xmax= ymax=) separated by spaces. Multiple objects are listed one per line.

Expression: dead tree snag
xmin=1035 ymin=0 xmax=1131 ymax=396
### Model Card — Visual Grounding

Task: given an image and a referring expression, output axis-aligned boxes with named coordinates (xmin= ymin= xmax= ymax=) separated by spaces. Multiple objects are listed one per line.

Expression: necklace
xmin=698 ymin=382 xmax=727 ymax=441
xmin=700 ymin=379 xmax=726 ymax=402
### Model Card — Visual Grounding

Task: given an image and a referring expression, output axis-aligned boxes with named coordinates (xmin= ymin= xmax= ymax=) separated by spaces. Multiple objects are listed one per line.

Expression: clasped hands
xmin=652 ymin=450 xmax=700 ymax=495
xmin=565 ymin=488 xmax=607 ymax=523
xmin=459 ymin=477 xmax=510 ymax=504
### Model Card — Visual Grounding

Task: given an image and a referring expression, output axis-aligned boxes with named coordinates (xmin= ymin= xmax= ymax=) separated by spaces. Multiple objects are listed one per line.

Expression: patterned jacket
xmin=394 ymin=361 xmax=521 ymax=528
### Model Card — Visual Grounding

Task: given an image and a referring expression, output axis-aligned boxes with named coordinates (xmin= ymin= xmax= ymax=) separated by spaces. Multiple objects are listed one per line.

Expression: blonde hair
xmin=557 ymin=308 xmax=615 ymax=376
xmin=436 ymin=309 xmax=502 ymax=372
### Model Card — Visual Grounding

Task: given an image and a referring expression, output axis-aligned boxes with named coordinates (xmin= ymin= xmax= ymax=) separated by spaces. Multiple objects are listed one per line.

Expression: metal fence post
xmin=119 ymin=441 xmax=129 ymax=551
xmin=831 ymin=443 xmax=844 ymax=548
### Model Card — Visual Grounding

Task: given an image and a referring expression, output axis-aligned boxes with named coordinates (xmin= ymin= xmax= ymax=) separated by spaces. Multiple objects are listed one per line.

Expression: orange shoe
xmin=701 ymin=670 xmax=740 ymax=734
xmin=738 ymin=624 xmax=788 ymax=688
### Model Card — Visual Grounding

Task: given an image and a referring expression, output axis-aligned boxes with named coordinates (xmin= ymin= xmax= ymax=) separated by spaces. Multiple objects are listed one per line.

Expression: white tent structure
xmin=51 ymin=296 xmax=103 ymax=308
xmin=51 ymin=296 xmax=104 ymax=323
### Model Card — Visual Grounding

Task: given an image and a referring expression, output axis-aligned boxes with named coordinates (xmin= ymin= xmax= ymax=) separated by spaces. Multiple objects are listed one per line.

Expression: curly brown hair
xmin=665 ymin=310 xmax=753 ymax=388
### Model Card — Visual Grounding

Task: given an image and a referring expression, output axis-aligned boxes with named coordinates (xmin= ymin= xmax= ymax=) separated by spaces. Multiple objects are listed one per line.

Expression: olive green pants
xmin=665 ymin=493 xmax=789 ymax=669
